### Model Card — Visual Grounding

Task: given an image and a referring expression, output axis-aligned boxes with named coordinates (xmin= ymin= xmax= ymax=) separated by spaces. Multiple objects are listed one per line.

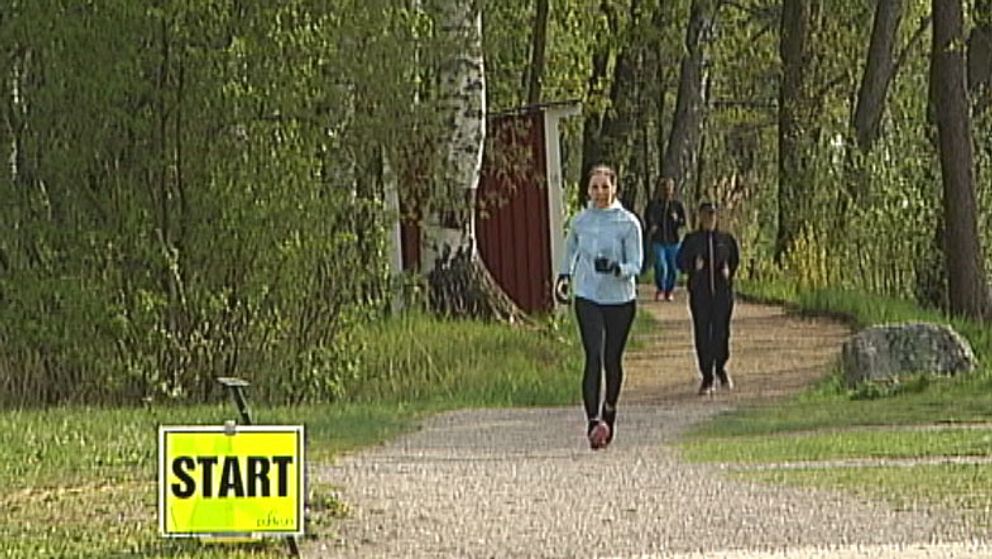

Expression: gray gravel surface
xmin=304 ymin=295 xmax=989 ymax=558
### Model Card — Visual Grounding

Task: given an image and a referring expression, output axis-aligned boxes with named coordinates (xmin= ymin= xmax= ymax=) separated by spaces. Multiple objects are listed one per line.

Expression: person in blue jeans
xmin=645 ymin=177 xmax=686 ymax=301
xmin=555 ymin=164 xmax=643 ymax=450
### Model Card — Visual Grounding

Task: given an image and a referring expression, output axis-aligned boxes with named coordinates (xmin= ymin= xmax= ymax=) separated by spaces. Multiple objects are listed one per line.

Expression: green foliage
xmin=484 ymin=0 xmax=637 ymax=113
xmin=0 ymin=2 xmax=463 ymax=406
xmin=705 ymin=0 xmax=992 ymax=314
xmin=0 ymin=0 xmax=986 ymax=413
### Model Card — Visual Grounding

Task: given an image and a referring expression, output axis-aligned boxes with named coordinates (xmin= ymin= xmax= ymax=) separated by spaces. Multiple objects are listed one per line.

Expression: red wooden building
xmin=393 ymin=101 xmax=580 ymax=314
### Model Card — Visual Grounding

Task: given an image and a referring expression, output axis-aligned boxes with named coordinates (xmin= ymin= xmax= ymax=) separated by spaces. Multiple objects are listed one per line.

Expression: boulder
xmin=842 ymin=322 xmax=977 ymax=386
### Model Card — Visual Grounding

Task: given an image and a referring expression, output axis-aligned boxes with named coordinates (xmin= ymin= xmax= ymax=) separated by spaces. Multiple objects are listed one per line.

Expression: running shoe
xmin=588 ymin=421 xmax=611 ymax=450
xmin=697 ymin=380 xmax=714 ymax=396
xmin=717 ymin=369 xmax=734 ymax=390
xmin=601 ymin=406 xmax=617 ymax=445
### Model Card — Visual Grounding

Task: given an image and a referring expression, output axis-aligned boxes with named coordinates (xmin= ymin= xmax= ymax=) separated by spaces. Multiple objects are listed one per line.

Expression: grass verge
xmin=0 ymin=403 xmax=418 ymax=558
xmin=741 ymin=463 xmax=992 ymax=527
xmin=682 ymin=280 xmax=992 ymax=525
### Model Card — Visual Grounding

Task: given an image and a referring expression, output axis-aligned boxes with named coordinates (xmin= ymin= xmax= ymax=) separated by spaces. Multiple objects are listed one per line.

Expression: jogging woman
xmin=555 ymin=165 xmax=643 ymax=450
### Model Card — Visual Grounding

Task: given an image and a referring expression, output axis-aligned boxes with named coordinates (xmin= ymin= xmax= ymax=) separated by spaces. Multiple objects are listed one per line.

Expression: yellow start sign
xmin=158 ymin=425 xmax=304 ymax=537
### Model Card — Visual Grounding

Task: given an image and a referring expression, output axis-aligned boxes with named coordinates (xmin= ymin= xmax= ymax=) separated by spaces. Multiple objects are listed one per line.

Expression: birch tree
xmin=424 ymin=0 xmax=522 ymax=320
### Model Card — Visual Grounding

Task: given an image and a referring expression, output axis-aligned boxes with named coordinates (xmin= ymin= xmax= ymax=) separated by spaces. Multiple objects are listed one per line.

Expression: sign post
xmin=159 ymin=378 xmax=303 ymax=556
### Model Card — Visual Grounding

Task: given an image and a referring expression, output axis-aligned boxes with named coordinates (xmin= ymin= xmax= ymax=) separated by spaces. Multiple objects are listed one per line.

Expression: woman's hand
xmin=594 ymin=257 xmax=621 ymax=276
xmin=554 ymin=274 xmax=571 ymax=304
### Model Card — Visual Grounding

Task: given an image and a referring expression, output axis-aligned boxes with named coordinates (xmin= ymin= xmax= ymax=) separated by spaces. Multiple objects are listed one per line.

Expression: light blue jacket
xmin=560 ymin=200 xmax=643 ymax=305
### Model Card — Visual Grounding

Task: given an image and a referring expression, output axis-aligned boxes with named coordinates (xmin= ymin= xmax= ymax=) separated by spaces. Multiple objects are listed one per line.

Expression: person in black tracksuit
xmin=677 ymin=202 xmax=740 ymax=395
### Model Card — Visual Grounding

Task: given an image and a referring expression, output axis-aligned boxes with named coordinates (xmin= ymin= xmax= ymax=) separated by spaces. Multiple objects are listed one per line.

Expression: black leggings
xmin=575 ymin=297 xmax=636 ymax=421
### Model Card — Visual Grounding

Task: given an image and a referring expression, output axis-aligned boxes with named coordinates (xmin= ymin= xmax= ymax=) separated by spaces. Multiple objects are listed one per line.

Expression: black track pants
xmin=689 ymin=293 xmax=734 ymax=383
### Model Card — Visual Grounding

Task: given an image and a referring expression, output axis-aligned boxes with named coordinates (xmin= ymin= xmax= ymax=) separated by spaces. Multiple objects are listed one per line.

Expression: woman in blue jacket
xmin=555 ymin=165 xmax=643 ymax=450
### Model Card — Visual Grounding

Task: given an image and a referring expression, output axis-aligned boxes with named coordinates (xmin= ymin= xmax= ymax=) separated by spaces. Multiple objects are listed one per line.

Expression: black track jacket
xmin=676 ymin=229 xmax=740 ymax=300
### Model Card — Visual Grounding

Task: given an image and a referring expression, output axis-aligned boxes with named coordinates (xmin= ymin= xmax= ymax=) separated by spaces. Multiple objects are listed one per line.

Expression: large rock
xmin=842 ymin=322 xmax=978 ymax=386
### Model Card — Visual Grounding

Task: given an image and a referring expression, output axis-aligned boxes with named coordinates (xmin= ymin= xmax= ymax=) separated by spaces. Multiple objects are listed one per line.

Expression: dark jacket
xmin=677 ymin=229 xmax=740 ymax=299
xmin=645 ymin=198 xmax=686 ymax=245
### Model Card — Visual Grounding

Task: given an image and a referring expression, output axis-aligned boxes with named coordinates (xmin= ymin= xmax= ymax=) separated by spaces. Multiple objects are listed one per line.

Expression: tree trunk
xmin=969 ymin=0 xmax=992 ymax=116
xmin=599 ymin=35 xmax=639 ymax=186
xmin=6 ymin=47 xmax=26 ymax=194
xmin=917 ymin=13 xmax=947 ymax=311
xmin=3 ymin=46 xmax=29 ymax=277
xmin=425 ymin=0 xmax=523 ymax=322
xmin=931 ymin=0 xmax=991 ymax=320
xmin=654 ymin=79 xmax=667 ymax=196
xmin=775 ymin=0 xmax=813 ymax=261
xmin=582 ymin=0 xmax=641 ymax=202
xmin=914 ymin=208 xmax=948 ymax=310
xmin=841 ymin=0 xmax=905 ymax=246
xmin=526 ymin=0 xmax=550 ymax=105
xmin=636 ymin=53 xmax=652 ymax=213
xmin=662 ymin=0 xmax=711 ymax=192
xmin=652 ymin=6 xmax=670 ymax=186
xmin=853 ymin=0 xmax=904 ymax=151
xmin=579 ymin=1 xmax=616 ymax=205
xmin=692 ymin=111 xmax=707 ymax=206
xmin=154 ymin=13 xmax=187 ymax=390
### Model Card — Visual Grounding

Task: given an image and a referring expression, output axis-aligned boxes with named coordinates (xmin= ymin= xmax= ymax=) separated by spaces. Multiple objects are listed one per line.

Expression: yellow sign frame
xmin=158 ymin=425 xmax=305 ymax=538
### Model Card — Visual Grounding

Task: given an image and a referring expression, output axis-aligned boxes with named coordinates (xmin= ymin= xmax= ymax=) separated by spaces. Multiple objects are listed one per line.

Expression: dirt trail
xmin=623 ymin=287 xmax=848 ymax=405
xmin=304 ymin=288 xmax=987 ymax=558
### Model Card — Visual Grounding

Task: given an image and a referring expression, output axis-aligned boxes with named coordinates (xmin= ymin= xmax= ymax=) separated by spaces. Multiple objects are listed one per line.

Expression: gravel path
xmin=306 ymin=289 xmax=988 ymax=558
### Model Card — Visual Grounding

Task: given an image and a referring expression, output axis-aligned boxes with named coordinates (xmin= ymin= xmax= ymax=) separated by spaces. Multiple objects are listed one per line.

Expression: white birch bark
xmin=422 ymin=0 xmax=485 ymax=271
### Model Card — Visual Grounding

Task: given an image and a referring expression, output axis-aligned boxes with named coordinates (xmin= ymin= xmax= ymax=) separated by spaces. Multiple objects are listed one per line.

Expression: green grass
xmin=742 ymin=464 xmax=992 ymax=527
xmin=735 ymin=278 xmax=800 ymax=305
xmin=690 ymin=374 xmax=992 ymax=439
xmin=346 ymin=311 xmax=582 ymax=406
xmin=739 ymin=280 xmax=992 ymax=358
xmin=347 ymin=306 xmax=655 ymax=404
xmin=683 ymin=425 xmax=992 ymax=464
xmin=0 ymin=403 xmax=418 ymax=492
xmin=0 ymin=403 xmax=419 ymax=558
xmin=713 ymin=282 xmax=992 ymax=437
xmin=2 ymin=306 xmax=653 ymax=557
xmin=682 ymin=279 xmax=992 ymax=525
